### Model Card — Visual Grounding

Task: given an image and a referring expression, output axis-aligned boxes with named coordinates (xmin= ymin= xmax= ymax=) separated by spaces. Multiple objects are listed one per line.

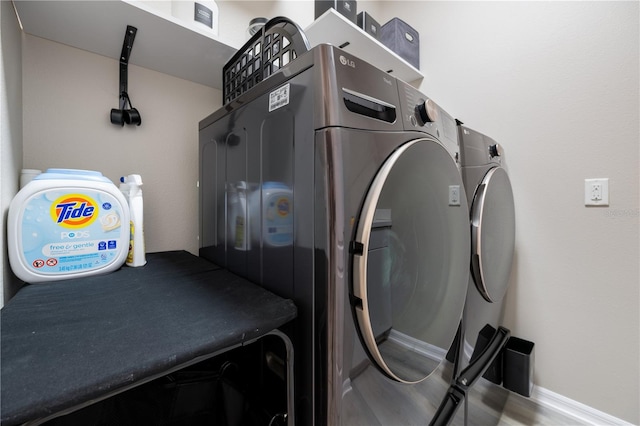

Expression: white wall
xmin=22 ymin=35 xmax=220 ymax=258
xmin=371 ymin=1 xmax=639 ymax=423
xmin=1 ymin=0 xmax=24 ymax=306
xmin=218 ymin=0 xmax=314 ymax=47
xmin=6 ymin=0 xmax=639 ymax=423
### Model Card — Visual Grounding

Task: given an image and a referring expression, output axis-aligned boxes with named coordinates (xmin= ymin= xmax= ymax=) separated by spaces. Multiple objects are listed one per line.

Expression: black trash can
xmin=502 ymin=336 xmax=535 ymax=397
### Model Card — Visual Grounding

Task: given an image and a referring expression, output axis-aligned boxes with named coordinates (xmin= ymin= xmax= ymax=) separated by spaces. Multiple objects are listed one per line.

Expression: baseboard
xmin=529 ymin=385 xmax=633 ymax=425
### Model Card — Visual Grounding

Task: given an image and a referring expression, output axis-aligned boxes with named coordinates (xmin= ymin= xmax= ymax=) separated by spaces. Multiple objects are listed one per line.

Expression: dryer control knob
xmin=489 ymin=143 xmax=502 ymax=158
xmin=418 ymin=99 xmax=439 ymax=123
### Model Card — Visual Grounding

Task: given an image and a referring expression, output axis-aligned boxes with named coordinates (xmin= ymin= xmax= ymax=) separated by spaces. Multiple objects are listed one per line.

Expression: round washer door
xmin=470 ymin=167 xmax=515 ymax=302
xmin=351 ymin=138 xmax=471 ymax=384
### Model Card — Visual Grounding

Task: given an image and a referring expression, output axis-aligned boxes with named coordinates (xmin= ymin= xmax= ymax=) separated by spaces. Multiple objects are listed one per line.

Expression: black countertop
xmin=1 ymin=251 xmax=297 ymax=425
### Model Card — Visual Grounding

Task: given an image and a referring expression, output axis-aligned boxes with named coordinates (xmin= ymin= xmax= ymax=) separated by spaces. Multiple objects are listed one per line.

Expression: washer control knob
xmin=417 ymin=99 xmax=439 ymax=123
xmin=489 ymin=143 xmax=502 ymax=158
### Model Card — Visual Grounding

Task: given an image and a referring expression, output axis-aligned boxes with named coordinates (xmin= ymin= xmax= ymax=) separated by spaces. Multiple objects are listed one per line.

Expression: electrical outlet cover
xmin=584 ymin=178 xmax=609 ymax=206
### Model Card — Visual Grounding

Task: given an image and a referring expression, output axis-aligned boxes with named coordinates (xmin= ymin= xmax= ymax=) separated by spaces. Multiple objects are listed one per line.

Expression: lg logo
xmin=339 ymin=55 xmax=355 ymax=68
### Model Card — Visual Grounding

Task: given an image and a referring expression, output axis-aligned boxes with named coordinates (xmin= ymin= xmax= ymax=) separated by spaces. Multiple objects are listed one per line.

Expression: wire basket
xmin=223 ymin=17 xmax=310 ymax=104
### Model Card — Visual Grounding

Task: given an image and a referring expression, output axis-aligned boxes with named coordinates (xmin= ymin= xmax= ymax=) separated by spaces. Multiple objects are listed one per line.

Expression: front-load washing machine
xmin=200 ymin=36 xmax=505 ymax=425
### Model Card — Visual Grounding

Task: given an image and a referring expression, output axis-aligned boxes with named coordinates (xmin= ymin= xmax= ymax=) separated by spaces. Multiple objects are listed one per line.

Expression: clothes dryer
xmin=451 ymin=124 xmax=517 ymax=423
xmin=200 ymin=42 xmax=504 ymax=425
xmin=460 ymin=126 xmax=515 ymax=306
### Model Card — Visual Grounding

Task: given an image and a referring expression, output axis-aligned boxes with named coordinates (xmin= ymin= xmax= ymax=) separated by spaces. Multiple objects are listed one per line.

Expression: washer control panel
xmin=396 ymin=79 xmax=460 ymax=162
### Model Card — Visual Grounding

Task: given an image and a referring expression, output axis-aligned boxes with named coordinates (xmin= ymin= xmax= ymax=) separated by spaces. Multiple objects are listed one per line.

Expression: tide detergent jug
xmin=8 ymin=169 xmax=130 ymax=283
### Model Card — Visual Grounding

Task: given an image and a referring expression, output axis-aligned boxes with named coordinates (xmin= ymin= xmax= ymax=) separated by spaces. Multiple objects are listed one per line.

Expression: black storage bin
xmin=315 ymin=0 xmax=357 ymax=24
xmin=379 ymin=18 xmax=420 ymax=69
xmin=357 ymin=11 xmax=381 ymax=39
xmin=223 ymin=17 xmax=309 ymax=104
xmin=502 ymin=336 xmax=535 ymax=397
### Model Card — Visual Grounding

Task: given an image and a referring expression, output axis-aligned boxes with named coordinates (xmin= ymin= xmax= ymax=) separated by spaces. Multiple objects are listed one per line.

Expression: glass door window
xmin=351 ymin=138 xmax=471 ymax=384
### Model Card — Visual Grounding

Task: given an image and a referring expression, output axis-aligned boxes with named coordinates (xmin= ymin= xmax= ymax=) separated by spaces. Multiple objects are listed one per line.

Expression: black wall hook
xmin=110 ymin=25 xmax=141 ymax=126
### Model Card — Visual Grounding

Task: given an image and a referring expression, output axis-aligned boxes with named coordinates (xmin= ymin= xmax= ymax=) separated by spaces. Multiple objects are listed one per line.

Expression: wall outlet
xmin=584 ymin=178 xmax=609 ymax=206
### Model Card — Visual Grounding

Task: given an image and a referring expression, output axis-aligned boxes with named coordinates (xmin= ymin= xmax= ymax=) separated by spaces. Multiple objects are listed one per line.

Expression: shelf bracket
xmin=110 ymin=25 xmax=141 ymax=126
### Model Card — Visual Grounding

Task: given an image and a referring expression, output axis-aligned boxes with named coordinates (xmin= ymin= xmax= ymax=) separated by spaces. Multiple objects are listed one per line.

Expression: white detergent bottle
xmin=120 ymin=174 xmax=146 ymax=267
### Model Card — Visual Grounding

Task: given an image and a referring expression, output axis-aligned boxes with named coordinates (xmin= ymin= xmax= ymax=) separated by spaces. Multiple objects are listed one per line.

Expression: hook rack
xmin=110 ymin=25 xmax=141 ymax=126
